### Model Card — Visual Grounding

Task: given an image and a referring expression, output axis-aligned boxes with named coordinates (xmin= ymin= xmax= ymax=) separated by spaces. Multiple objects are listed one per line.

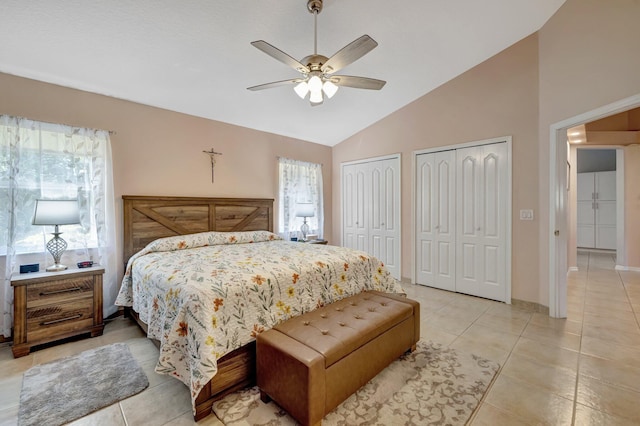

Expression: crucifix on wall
xmin=203 ymin=148 xmax=223 ymax=183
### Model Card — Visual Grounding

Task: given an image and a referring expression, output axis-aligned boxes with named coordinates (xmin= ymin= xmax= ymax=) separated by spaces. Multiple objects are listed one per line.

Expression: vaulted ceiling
xmin=1 ymin=0 xmax=566 ymax=146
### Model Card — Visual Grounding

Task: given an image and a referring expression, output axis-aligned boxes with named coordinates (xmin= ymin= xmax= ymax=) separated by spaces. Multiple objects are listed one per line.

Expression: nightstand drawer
xmin=26 ymin=300 xmax=94 ymax=341
xmin=26 ymin=276 xmax=94 ymax=308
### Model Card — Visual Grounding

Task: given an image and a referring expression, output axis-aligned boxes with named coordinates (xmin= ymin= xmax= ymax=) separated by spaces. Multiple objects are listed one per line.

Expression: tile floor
xmin=1 ymin=250 xmax=639 ymax=425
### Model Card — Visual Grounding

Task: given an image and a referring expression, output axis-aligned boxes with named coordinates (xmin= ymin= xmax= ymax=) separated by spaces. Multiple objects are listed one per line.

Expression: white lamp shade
xmin=32 ymin=199 xmax=80 ymax=225
xmin=295 ymin=203 xmax=315 ymax=218
xmin=309 ymin=89 xmax=323 ymax=104
xmin=294 ymin=81 xmax=309 ymax=99
xmin=322 ymin=80 xmax=339 ymax=98
xmin=307 ymin=75 xmax=322 ymax=92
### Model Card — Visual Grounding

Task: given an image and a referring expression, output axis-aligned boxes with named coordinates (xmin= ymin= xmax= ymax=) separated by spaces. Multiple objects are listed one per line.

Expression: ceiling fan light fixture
xmin=247 ymin=0 xmax=385 ymax=105
xmin=307 ymin=74 xmax=323 ymax=92
xmin=322 ymin=80 xmax=339 ymax=98
xmin=294 ymin=81 xmax=309 ymax=99
xmin=309 ymin=89 xmax=323 ymax=104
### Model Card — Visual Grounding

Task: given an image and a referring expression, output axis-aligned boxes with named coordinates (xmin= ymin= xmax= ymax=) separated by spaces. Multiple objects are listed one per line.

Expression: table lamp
xmin=295 ymin=203 xmax=315 ymax=241
xmin=32 ymin=199 xmax=80 ymax=271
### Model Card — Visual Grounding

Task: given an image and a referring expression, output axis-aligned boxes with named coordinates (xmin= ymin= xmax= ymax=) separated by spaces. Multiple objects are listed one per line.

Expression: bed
xmin=116 ymin=195 xmax=405 ymax=420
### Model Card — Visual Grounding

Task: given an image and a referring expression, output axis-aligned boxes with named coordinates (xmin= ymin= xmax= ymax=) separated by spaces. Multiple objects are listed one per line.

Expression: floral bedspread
xmin=115 ymin=230 xmax=405 ymax=413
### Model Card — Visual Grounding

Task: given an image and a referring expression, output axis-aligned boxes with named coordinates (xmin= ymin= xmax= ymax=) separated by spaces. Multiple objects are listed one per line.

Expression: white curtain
xmin=0 ymin=115 xmax=117 ymax=338
xmin=278 ymin=157 xmax=324 ymax=241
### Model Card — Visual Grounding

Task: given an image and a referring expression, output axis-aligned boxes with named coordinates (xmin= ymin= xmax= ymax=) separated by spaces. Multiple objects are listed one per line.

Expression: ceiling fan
xmin=247 ymin=0 xmax=386 ymax=106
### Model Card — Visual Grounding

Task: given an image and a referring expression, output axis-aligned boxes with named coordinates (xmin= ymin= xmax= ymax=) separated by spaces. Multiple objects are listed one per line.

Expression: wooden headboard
xmin=123 ymin=195 xmax=274 ymax=264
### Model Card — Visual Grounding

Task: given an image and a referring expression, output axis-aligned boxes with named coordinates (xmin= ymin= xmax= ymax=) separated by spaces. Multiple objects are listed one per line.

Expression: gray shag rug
xmin=214 ymin=340 xmax=500 ymax=425
xmin=18 ymin=342 xmax=149 ymax=426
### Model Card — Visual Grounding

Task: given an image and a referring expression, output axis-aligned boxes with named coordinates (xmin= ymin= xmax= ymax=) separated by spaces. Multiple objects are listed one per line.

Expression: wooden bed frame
xmin=122 ymin=195 xmax=274 ymax=420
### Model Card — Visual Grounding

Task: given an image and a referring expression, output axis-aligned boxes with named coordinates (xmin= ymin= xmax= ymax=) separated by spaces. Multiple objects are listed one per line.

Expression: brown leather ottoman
xmin=256 ymin=290 xmax=420 ymax=426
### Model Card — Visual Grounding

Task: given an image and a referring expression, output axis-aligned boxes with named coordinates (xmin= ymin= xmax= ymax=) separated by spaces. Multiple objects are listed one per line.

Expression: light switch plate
xmin=520 ymin=209 xmax=534 ymax=220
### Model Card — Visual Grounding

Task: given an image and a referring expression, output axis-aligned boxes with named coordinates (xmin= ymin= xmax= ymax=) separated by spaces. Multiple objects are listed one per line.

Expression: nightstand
xmin=11 ymin=266 xmax=105 ymax=358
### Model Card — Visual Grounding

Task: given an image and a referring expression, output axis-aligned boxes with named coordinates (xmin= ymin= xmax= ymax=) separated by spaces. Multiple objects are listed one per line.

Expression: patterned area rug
xmin=213 ymin=340 xmax=499 ymax=425
xmin=18 ymin=343 xmax=149 ymax=426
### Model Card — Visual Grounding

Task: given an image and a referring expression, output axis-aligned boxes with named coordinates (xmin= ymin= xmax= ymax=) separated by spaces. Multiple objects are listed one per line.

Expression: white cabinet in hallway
xmin=577 ymin=171 xmax=616 ymax=250
xmin=415 ymin=141 xmax=510 ymax=303
xmin=342 ymin=155 xmax=401 ymax=280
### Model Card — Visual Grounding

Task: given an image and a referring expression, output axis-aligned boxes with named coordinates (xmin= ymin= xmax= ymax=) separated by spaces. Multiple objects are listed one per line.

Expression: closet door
xmin=342 ymin=157 xmax=401 ymax=280
xmin=415 ymin=151 xmax=456 ymax=291
xmin=342 ymin=164 xmax=368 ymax=252
xmin=369 ymin=159 xmax=401 ymax=279
xmin=456 ymin=143 xmax=508 ymax=302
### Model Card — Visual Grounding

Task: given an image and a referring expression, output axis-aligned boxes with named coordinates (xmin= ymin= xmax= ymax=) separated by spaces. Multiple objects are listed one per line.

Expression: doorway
xmin=548 ymin=93 xmax=640 ymax=318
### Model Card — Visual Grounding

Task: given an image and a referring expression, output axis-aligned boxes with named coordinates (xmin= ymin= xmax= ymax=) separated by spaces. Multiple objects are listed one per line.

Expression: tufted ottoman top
xmin=272 ymin=291 xmax=413 ymax=368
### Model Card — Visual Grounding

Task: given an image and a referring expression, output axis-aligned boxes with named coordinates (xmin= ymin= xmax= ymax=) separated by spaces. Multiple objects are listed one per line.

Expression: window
xmin=1 ymin=115 xmax=117 ymax=338
xmin=278 ymin=157 xmax=323 ymax=240
xmin=0 ymin=123 xmax=105 ymax=254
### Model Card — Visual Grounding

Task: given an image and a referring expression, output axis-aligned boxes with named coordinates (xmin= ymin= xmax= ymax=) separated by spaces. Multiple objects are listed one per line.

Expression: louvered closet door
xmin=415 ymin=150 xmax=456 ymax=291
xmin=369 ymin=159 xmax=401 ymax=279
xmin=342 ymin=164 xmax=368 ymax=252
xmin=456 ymin=143 xmax=508 ymax=302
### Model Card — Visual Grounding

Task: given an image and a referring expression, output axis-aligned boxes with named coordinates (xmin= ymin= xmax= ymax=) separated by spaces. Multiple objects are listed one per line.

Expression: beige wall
xmin=538 ymin=0 xmax=640 ymax=303
xmin=334 ymin=0 xmax=640 ymax=306
xmin=332 ymin=34 xmax=541 ymax=302
xmin=0 ymin=72 xmax=333 ymax=284
xmin=568 ymin=144 xmax=577 ymax=269
xmin=624 ymin=145 xmax=640 ymax=267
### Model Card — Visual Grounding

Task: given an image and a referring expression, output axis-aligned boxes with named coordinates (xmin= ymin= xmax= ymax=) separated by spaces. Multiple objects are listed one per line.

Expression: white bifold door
xmin=415 ymin=150 xmax=456 ymax=291
xmin=415 ymin=142 xmax=509 ymax=302
xmin=342 ymin=156 xmax=401 ymax=280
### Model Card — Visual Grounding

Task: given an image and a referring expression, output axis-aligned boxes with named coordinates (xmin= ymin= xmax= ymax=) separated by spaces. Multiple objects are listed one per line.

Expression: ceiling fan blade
xmin=330 ymin=75 xmax=386 ymax=90
xmin=247 ymin=79 xmax=301 ymax=91
xmin=251 ymin=40 xmax=309 ymax=73
xmin=321 ymin=35 xmax=378 ymax=74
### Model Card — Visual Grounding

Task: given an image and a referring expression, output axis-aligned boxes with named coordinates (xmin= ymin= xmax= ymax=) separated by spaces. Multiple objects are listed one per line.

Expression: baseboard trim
xmin=511 ymin=298 xmax=549 ymax=315
xmin=400 ymin=278 xmax=550 ymax=315
xmin=568 ymin=267 xmax=579 ymax=272
xmin=615 ymin=265 xmax=640 ymax=272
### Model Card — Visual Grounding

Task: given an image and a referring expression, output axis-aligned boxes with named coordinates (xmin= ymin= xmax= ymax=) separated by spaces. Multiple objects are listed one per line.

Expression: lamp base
xmin=46 ymin=263 xmax=68 ymax=272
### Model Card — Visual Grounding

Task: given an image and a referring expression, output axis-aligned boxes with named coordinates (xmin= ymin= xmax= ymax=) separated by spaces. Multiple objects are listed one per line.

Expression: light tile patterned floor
xmin=1 ymin=250 xmax=639 ymax=425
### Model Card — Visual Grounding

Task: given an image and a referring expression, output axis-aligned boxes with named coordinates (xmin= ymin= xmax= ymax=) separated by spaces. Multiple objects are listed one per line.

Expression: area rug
xmin=18 ymin=342 xmax=149 ymax=426
xmin=213 ymin=340 xmax=499 ymax=425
